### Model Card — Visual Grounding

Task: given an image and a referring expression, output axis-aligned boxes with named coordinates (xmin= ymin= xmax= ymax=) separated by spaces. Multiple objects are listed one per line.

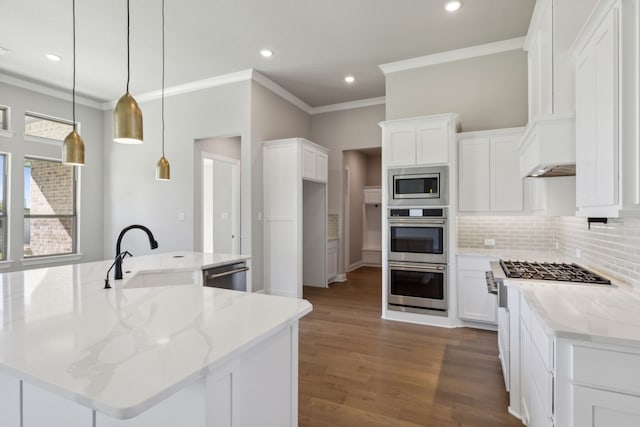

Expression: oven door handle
xmin=388 ymin=219 xmax=446 ymax=225
xmin=388 ymin=262 xmax=445 ymax=272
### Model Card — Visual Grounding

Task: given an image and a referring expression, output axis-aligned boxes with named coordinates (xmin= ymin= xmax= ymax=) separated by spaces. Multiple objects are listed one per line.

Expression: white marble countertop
xmin=508 ymin=278 xmax=640 ymax=348
xmin=0 ymin=251 xmax=312 ymax=419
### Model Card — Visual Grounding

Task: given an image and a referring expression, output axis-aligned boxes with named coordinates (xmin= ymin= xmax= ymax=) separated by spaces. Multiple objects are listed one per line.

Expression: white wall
xmin=249 ymin=81 xmax=311 ymax=291
xmin=0 ymin=82 xmax=105 ymax=269
xmin=385 ymin=50 xmax=528 ymax=131
xmin=103 ymin=81 xmax=251 ymax=263
xmin=310 ymin=104 xmax=385 ymax=274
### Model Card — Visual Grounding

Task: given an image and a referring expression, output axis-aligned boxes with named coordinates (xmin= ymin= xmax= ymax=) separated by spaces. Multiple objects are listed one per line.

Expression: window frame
xmin=23 ymin=155 xmax=79 ymax=259
xmin=23 ymin=111 xmax=76 ymax=145
xmin=0 ymin=105 xmax=12 ymax=138
xmin=0 ymin=153 xmax=8 ymax=261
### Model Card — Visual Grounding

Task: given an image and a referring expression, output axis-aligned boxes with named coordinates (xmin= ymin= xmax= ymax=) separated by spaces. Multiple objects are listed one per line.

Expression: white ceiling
xmin=0 ymin=0 xmax=535 ymax=107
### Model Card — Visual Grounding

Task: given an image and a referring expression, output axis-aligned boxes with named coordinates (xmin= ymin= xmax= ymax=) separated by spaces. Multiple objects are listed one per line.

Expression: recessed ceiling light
xmin=0 ymin=46 xmax=11 ymax=56
xmin=260 ymin=49 xmax=273 ymax=57
xmin=344 ymin=75 xmax=355 ymax=84
xmin=45 ymin=53 xmax=62 ymax=61
xmin=444 ymin=0 xmax=463 ymax=12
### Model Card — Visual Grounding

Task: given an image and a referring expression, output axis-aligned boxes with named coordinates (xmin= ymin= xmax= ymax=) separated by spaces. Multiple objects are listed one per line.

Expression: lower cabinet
xmin=573 ymin=386 xmax=640 ymax=427
xmin=327 ymin=239 xmax=338 ymax=283
xmin=457 ymin=255 xmax=499 ymax=324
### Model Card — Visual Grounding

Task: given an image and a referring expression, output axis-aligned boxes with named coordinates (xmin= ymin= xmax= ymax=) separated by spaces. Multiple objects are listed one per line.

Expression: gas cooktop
xmin=500 ymin=260 xmax=611 ymax=285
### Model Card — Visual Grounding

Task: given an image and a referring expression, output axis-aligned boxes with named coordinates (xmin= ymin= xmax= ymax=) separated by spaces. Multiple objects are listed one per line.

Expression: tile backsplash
xmin=457 ymin=215 xmax=640 ymax=288
xmin=554 ymin=216 xmax=640 ymax=288
xmin=457 ymin=216 xmax=554 ymax=251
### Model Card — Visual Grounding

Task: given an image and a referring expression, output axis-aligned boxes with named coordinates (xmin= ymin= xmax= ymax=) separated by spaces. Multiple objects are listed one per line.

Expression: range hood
xmin=519 ymin=115 xmax=576 ymax=178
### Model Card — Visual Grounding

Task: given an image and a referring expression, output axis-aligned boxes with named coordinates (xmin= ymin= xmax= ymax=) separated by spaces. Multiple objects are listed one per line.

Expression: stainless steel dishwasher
xmin=202 ymin=262 xmax=248 ymax=291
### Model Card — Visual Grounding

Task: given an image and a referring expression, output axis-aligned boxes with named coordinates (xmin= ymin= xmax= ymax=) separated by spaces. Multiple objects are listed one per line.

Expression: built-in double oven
xmin=387 ymin=206 xmax=448 ymax=313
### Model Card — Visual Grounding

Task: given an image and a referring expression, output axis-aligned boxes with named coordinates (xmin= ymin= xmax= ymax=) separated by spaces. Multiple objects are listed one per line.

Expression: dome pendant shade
xmin=113 ymin=92 xmax=143 ymax=143
xmin=156 ymin=156 xmax=170 ymax=180
xmin=62 ymin=129 xmax=85 ymax=165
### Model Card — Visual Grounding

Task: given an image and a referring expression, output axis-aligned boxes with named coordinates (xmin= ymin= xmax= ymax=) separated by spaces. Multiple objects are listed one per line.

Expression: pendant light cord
xmin=126 ymin=0 xmax=131 ymax=93
xmin=72 ymin=0 xmax=77 ymax=131
xmin=161 ymin=0 xmax=165 ymax=157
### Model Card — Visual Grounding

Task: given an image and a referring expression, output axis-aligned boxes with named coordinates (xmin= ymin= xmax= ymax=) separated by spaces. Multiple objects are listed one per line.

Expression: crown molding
xmin=310 ymin=96 xmax=386 ymax=115
xmin=102 ymin=69 xmax=254 ymax=110
xmin=0 ymin=72 xmax=104 ymax=109
xmin=379 ymin=37 xmax=526 ymax=75
xmin=250 ymin=70 xmax=312 ymax=114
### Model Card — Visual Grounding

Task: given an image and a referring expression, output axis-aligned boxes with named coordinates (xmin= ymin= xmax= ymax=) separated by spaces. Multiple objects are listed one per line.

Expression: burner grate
xmin=499 ymin=260 xmax=611 ymax=285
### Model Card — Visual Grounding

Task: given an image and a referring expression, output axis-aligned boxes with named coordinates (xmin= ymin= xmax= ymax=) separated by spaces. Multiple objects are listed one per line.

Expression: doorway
xmin=196 ymin=136 xmax=241 ymax=254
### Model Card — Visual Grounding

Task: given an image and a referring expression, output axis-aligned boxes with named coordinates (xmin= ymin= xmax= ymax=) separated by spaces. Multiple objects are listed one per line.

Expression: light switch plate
xmin=484 ymin=238 xmax=495 ymax=246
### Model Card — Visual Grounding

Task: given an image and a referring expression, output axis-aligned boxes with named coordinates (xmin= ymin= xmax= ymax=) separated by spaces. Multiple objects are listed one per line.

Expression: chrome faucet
xmin=114 ymin=225 xmax=159 ymax=280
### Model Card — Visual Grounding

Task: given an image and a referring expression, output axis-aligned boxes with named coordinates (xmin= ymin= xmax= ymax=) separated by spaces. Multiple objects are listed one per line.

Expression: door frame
xmin=343 ymin=166 xmax=350 ymax=273
xmin=201 ymin=151 xmax=241 ymax=254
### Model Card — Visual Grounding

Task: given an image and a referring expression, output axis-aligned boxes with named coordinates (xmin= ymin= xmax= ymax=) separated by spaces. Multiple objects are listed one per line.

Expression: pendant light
xmin=156 ymin=0 xmax=170 ymax=180
xmin=62 ymin=0 xmax=85 ymax=166
xmin=113 ymin=0 xmax=143 ymax=144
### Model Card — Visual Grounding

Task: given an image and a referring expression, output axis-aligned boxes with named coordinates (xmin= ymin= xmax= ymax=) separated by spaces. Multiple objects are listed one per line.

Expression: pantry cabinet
xmin=458 ymin=128 xmax=524 ymax=213
xmin=263 ymin=138 xmax=328 ymax=298
xmin=381 ymin=114 xmax=459 ymax=167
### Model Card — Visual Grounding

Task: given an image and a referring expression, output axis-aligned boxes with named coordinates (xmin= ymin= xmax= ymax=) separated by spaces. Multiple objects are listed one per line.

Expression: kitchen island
xmin=0 ymin=252 xmax=312 ymax=427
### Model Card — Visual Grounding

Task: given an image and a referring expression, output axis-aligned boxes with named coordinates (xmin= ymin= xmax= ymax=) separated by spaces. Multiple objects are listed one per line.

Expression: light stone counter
xmin=0 ymin=251 xmax=312 ymax=423
xmin=517 ymin=280 xmax=640 ymax=348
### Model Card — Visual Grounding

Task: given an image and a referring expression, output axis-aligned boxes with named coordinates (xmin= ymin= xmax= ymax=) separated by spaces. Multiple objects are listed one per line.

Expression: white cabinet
xmin=574 ymin=1 xmax=619 ymax=216
xmin=381 ymin=114 xmax=458 ymax=167
xmin=457 ymin=255 xmax=499 ymax=324
xmin=524 ymin=176 xmax=576 ymax=216
xmin=263 ymin=138 xmax=328 ymax=298
xmin=301 ymin=141 xmax=328 ymax=183
xmin=573 ymin=386 xmax=640 ymax=426
xmin=458 ymin=128 xmax=524 ymax=213
xmin=327 ymin=239 xmax=338 ymax=283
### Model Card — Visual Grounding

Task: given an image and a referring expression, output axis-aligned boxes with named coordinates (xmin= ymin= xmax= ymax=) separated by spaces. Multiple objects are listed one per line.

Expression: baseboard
xmin=458 ymin=320 xmax=498 ymax=331
xmin=254 ymin=289 xmax=266 ymax=294
xmin=360 ymin=263 xmax=381 ymax=268
xmin=346 ymin=261 xmax=363 ymax=272
xmin=334 ymin=273 xmax=347 ymax=282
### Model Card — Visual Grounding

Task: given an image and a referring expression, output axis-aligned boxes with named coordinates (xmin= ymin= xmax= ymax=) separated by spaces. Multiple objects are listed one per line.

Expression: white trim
xmin=21 ymin=253 xmax=83 ymax=267
xmin=0 ymin=130 xmax=15 ymax=139
xmin=0 ymin=73 xmax=103 ymax=109
xmin=0 ymin=260 xmax=14 ymax=270
xmin=457 ymin=126 xmax=527 ymax=139
xmin=103 ymin=69 xmax=254 ymax=109
xmin=378 ymin=37 xmax=526 ymax=74
xmin=23 ymin=135 xmax=64 ymax=146
xmin=250 ymin=70 xmax=312 ymax=114
xmin=310 ymin=96 xmax=386 ymax=115
xmin=334 ymin=273 xmax=347 ymax=282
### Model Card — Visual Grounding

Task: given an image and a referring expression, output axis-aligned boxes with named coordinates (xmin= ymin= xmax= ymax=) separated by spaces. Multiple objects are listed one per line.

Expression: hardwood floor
xmin=299 ymin=267 xmax=522 ymax=427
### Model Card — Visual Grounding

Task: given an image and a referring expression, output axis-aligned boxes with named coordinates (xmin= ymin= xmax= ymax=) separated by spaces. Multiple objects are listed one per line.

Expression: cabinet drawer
xmin=573 ymin=345 xmax=640 ymax=395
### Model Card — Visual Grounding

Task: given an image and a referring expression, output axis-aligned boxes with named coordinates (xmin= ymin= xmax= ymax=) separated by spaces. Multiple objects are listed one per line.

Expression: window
xmin=0 ymin=106 xmax=7 ymax=130
xmin=24 ymin=158 xmax=77 ymax=257
xmin=24 ymin=112 xmax=73 ymax=141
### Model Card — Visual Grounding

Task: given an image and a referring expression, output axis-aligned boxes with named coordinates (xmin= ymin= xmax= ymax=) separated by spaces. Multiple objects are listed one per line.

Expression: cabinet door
xmin=527 ymin=0 xmax=553 ymax=123
xmin=575 ymin=6 xmax=619 ymax=209
xmin=416 ymin=121 xmax=448 ymax=165
xmin=574 ymin=386 xmax=640 ymax=427
xmin=301 ymin=145 xmax=317 ymax=180
xmin=457 ymin=256 xmax=497 ymax=324
xmin=385 ymin=125 xmax=416 ymax=167
xmin=327 ymin=240 xmax=337 ymax=281
xmin=315 ymin=150 xmax=328 ymax=183
xmin=491 ymin=135 xmax=523 ymax=212
xmin=458 ymin=138 xmax=491 ymax=212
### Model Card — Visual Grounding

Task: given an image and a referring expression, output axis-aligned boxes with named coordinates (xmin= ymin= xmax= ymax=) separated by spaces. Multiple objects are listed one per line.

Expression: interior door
xmin=202 ymin=153 xmax=240 ymax=254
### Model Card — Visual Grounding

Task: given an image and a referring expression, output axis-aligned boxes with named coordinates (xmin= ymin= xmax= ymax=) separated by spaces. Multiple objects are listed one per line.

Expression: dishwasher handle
xmin=205 ymin=266 xmax=249 ymax=281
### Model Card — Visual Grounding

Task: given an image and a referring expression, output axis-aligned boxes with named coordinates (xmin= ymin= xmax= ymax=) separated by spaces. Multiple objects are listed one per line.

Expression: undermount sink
xmin=123 ymin=269 xmax=201 ymax=289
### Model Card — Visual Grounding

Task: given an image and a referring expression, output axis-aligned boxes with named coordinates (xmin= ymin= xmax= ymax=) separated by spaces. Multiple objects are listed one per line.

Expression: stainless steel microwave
xmin=388 ymin=166 xmax=448 ymax=206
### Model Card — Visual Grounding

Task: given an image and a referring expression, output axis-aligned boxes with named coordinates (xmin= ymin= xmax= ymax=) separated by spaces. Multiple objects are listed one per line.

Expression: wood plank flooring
xmin=299 ymin=267 xmax=522 ymax=427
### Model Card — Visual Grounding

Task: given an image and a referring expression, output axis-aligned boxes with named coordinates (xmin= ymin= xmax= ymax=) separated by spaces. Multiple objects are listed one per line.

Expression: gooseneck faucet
xmin=114 ymin=225 xmax=159 ymax=280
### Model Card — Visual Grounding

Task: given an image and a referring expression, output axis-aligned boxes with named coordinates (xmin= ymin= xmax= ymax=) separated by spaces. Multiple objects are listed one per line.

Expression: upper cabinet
xmin=458 ymin=128 xmax=525 ymax=213
xmin=572 ymin=0 xmax=640 ymax=217
xmin=380 ymin=114 xmax=459 ymax=167
xmin=519 ymin=0 xmax=599 ymax=178
xmin=301 ymin=141 xmax=328 ymax=183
